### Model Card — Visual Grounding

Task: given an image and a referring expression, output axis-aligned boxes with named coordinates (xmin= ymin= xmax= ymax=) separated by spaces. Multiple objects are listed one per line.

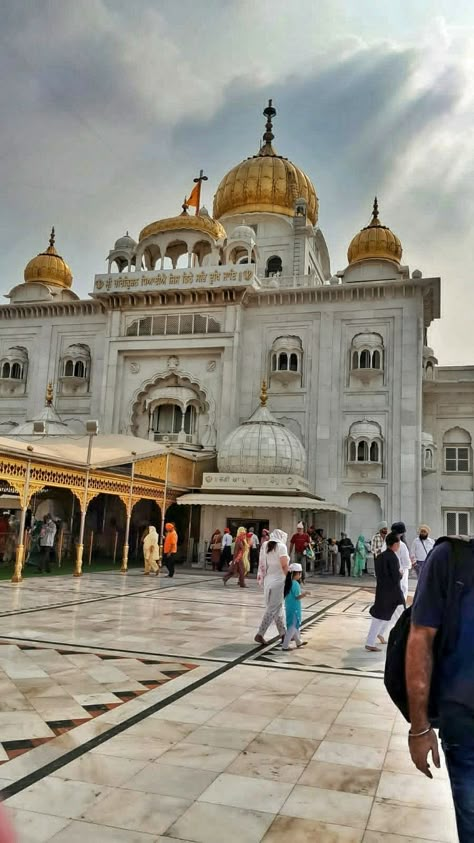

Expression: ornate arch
xmin=128 ymin=368 xmax=216 ymax=438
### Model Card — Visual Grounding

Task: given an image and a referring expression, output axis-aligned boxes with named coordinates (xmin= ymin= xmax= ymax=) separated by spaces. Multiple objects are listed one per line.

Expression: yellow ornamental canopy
xmin=24 ymin=228 xmax=73 ymax=289
xmin=139 ymin=207 xmax=226 ymax=243
xmin=347 ymin=198 xmax=402 ymax=266
xmin=213 ymin=100 xmax=318 ymax=225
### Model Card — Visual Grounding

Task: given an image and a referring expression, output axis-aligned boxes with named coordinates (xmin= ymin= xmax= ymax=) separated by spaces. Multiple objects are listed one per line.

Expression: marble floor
xmin=0 ymin=569 xmax=458 ymax=842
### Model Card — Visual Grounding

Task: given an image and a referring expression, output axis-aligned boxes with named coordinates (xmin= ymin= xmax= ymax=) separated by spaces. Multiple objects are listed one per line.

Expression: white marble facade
xmin=0 ymin=104 xmax=468 ymax=543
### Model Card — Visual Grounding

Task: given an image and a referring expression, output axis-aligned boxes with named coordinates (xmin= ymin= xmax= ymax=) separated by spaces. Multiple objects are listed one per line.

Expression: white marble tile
xmin=198 ymin=772 xmax=293 ymax=813
xmin=262 ymin=815 xmax=363 ymax=842
xmin=4 ymin=807 xmax=69 ymax=843
xmin=167 ymin=801 xmax=275 ymax=843
xmin=183 ymin=725 xmax=257 ymax=750
xmin=227 ymin=751 xmax=305 ymax=784
xmin=314 ymin=740 xmax=386 ymax=770
xmin=83 ymin=788 xmax=190 ymax=836
xmin=52 ymin=753 xmax=147 ymax=787
xmin=6 ymin=778 xmax=112 ymax=819
xmin=367 ymin=801 xmax=457 ymax=842
xmin=281 ymin=785 xmax=373 ymax=829
xmin=48 ymin=820 xmax=158 ymax=841
xmin=123 ymin=762 xmax=217 ymax=800
xmin=158 ymin=741 xmax=240 ymax=772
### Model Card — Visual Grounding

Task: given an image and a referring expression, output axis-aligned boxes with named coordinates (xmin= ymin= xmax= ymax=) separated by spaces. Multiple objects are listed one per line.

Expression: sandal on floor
xmin=296 ymin=641 xmax=308 ymax=647
xmin=365 ymin=645 xmax=381 ymax=652
xmin=254 ymin=634 xmax=266 ymax=645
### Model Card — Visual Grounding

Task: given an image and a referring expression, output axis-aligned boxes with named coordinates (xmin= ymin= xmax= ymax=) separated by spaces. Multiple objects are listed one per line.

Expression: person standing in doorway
xmin=255 ymin=529 xmax=289 ymax=645
xmin=338 ymin=532 xmax=354 ymax=577
xmin=365 ymin=531 xmax=405 ymax=651
xmin=39 ymin=514 xmax=56 ymax=573
xmin=163 ymin=522 xmax=178 ymax=578
xmin=410 ymin=525 xmax=435 ymax=579
xmin=143 ymin=526 xmax=160 ymax=576
xmin=248 ymin=527 xmax=260 ymax=574
xmin=219 ymin=527 xmax=232 ymax=571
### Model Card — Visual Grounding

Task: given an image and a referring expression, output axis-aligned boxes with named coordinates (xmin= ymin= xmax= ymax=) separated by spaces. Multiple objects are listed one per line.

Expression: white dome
xmin=218 ymin=402 xmax=306 ymax=476
xmin=114 ymin=233 xmax=137 ymax=250
xmin=229 ymin=224 xmax=256 ymax=244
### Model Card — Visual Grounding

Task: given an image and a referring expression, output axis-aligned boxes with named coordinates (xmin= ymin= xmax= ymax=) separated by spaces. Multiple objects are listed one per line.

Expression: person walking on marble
xmin=39 ymin=514 xmax=56 ymax=573
xmin=254 ymin=529 xmax=289 ymax=645
xmin=382 ymin=521 xmax=411 ymax=601
xmin=223 ymin=526 xmax=248 ymax=588
xmin=143 ymin=525 xmax=160 ymax=576
xmin=289 ymin=522 xmax=310 ymax=581
xmin=163 ymin=522 xmax=178 ymax=578
xmin=365 ymin=531 xmax=405 ymax=652
xmin=282 ymin=562 xmax=310 ymax=651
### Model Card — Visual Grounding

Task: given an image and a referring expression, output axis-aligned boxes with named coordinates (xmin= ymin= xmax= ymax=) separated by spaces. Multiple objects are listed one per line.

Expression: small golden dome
xmin=213 ymin=100 xmax=318 ymax=225
xmin=348 ymin=198 xmax=402 ymax=266
xmin=24 ymin=228 xmax=73 ymax=288
xmin=139 ymin=206 xmax=226 ymax=242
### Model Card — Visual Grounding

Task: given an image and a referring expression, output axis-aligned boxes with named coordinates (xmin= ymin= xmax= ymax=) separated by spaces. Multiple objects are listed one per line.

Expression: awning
xmin=0 ymin=434 xmax=185 ymax=469
xmin=177 ymin=493 xmax=350 ymax=514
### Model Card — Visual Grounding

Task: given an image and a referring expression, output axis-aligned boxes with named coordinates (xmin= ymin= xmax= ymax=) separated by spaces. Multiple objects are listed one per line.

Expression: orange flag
xmin=186 ymin=183 xmax=200 ymax=208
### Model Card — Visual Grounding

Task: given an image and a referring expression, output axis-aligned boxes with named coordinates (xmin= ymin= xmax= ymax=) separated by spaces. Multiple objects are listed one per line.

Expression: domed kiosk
xmin=177 ymin=383 xmax=349 ymax=563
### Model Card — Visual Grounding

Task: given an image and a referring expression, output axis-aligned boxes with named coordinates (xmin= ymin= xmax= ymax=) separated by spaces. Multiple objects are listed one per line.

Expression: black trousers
xmin=339 ymin=554 xmax=351 ymax=576
xmin=39 ymin=546 xmax=53 ymax=572
xmin=249 ymin=547 xmax=259 ymax=573
xmin=163 ymin=552 xmax=176 ymax=577
xmin=219 ymin=545 xmax=232 ymax=571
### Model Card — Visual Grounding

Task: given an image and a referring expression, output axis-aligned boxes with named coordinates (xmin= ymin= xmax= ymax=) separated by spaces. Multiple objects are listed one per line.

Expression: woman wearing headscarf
xmin=143 ymin=526 xmax=160 ymax=576
xmin=254 ymin=529 xmax=289 ymax=645
xmin=209 ymin=529 xmax=222 ymax=570
xmin=352 ymin=535 xmax=367 ymax=577
xmin=223 ymin=526 xmax=248 ymax=588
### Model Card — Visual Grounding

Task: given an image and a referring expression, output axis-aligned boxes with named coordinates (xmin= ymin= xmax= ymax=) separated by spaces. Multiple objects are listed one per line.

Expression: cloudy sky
xmin=1 ymin=0 xmax=473 ymax=363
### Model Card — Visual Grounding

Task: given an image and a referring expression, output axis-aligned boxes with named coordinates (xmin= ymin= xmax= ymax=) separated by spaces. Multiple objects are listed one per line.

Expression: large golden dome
xmin=348 ymin=198 xmax=402 ymax=265
xmin=24 ymin=228 xmax=73 ymax=288
xmin=139 ymin=206 xmax=226 ymax=242
xmin=213 ymin=101 xmax=318 ymax=225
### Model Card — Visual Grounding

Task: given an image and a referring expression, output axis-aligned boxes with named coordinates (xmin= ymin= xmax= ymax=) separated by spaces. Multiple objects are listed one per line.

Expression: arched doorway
xmin=348 ymin=492 xmax=382 ymax=543
xmin=27 ymin=487 xmax=81 ymax=566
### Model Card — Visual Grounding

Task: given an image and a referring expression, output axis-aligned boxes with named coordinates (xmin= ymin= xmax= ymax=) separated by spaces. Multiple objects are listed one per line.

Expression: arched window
xmin=424 ymin=448 xmax=433 ymax=469
xmin=349 ymin=441 xmax=356 ymax=462
xmin=1 ymin=362 xmax=10 ymax=379
xmin=183 ymin=405 xmax=196 ymax=434
xmin=153 ymin=405 xmax=182 ymax=435
xmin=11 ymin=362 xmax=22 ymax=380
xmin=278 ymin=353 xmax=288 ymax=371
xmin=357 ymin=441 xmax=369 ymax=461
xmin=370 ymin=441 xmax=379 ymax=462
xmin=443 ymin=427 xmax=471 ymax=473
xmin=352 ymin=351 xmax=359 ymax=370
xmin=64 ymin=360 xmax=74 ymax=377
xmin=289 ymin=353 xmax=298 ymax=372
xmin=372 ymin=350 xmax=381 ymax=369
xmin=74 ymin=360 xmax=85 ymax=378
xmin=360 ymin=350 xmax=371 ymax=369
xmin=265 ymin=256 xmax=283 ymax=277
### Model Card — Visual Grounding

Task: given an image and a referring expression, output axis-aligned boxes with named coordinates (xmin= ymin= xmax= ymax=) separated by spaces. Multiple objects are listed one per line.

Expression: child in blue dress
xmin=282 ymin=562 xmax=310 ymax=650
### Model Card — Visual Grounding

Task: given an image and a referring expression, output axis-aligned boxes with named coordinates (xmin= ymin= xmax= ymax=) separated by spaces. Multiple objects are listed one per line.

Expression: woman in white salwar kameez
xmin=254 ymin=529 xmax=289 ymax=645
xmin=143 ymin=526 xmax=160 ymax=575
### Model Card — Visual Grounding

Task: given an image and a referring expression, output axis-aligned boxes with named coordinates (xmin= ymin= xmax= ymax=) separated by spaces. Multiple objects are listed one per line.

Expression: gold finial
xmin=260 ymin=379 xmax=268 ymax=406
xmin=49 ymin=226 xmax=55 ymax=249
xmin=260 ymin=99 xmax=277 ymax=156
xmin=181 ymin=197 xmax=189 ymax=216
xmin=370 ymin=196 xmax=381 ymax=227
xmin=45 ymin=382 xmax=54 ymax=406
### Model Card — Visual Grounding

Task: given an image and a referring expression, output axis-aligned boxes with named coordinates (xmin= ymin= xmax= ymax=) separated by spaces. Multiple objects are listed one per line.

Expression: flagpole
xmin=193 ymin=169 xmax=208 ymax=216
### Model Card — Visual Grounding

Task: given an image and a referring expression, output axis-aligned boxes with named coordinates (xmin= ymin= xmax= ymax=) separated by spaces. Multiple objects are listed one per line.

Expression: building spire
xmin=45 ymin=382 xmax=54 ymax=406
xmin=260 ymin=99 xmax=277 ymax=156
xmin=370 ymin=196 xmax=381 ymax=227
xmin=260 ymin=379 xmax=268 ymax=407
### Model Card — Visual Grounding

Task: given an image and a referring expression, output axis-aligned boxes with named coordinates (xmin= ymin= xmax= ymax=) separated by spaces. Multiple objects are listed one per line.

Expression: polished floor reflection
xmin=0 ymin=570 xmax=457 ymax=842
